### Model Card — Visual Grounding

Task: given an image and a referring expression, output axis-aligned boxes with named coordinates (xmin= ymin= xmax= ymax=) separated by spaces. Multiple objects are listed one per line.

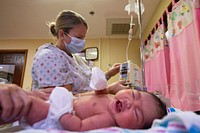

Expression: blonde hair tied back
xmin=47 ymin=22 xmax=57 ymax=37
xmin=47 ymin=10 xmax=88 ymax=38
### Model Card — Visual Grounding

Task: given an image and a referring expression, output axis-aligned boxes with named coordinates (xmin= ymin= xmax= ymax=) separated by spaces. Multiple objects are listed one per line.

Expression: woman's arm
xmin=105 ymin=63 xmax=120 ymax=80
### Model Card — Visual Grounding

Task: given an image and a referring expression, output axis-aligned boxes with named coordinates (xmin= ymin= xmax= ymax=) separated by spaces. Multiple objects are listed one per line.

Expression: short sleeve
xmin=31 ymin=46 xmax=73 ymax=89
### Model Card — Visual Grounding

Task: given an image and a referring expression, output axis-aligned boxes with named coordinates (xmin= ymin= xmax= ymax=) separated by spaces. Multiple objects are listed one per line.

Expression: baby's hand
xmin=89 ymin=67 xmax=108 ymax=91
xmin=49 ymin=87 xmax=74 ymax=120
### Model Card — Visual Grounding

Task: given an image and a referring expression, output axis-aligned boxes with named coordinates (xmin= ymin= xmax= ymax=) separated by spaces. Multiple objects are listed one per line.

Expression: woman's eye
xmin=76 ymin=36 xmax=83 ymax=39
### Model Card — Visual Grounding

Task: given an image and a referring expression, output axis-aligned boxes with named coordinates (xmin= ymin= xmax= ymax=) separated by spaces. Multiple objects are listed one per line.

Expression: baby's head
xmin=142 ymin=91 xmax=167 ymax=129
xmin=111 ymin=89 xmax=167 ymax=129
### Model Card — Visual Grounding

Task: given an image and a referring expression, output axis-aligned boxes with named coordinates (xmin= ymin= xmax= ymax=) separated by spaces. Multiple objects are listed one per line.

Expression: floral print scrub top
xmin=31 ymin=43 xmax=92 ymax=94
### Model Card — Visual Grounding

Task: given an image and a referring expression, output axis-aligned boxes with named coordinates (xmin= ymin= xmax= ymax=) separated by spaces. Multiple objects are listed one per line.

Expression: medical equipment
xmin=119 ymin=61 xmax=135 ymax=86
xmin=119 ymin=60 xmax=143 ymax=88
xmin=121 ymin=0 xmax=146 ymax=91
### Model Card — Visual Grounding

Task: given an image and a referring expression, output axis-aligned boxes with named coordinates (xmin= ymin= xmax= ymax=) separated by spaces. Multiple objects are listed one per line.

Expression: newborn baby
xmin=23 ymin=86 xmax=167 ymax=131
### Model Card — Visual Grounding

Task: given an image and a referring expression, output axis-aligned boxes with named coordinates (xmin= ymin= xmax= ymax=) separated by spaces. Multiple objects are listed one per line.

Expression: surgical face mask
xmin=64 ymin=33 xmax=85 ymax=54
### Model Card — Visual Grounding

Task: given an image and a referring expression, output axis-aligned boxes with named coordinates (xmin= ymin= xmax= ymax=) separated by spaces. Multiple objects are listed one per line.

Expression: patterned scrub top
xmin=31 ymin=43 xmax=92 ymax=94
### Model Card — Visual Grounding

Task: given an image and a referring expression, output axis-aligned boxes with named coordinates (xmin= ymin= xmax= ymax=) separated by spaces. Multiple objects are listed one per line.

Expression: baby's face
xmin=108 ymin=89 xmax=159 ymax=129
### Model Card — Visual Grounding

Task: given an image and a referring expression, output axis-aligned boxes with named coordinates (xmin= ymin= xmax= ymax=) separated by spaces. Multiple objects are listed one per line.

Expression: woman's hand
xmin=0 ymin=84 xmax=32 ymax=124
xmin=105 ymin=63 xmax=120 ymax=80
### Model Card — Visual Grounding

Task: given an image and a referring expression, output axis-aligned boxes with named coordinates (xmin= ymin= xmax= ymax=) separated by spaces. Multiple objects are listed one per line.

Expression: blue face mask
xmin=64 ymin=33 xmax=85 ymax=54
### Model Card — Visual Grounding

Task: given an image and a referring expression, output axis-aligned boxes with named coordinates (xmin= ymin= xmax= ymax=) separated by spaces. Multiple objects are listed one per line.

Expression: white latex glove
xmin=48 ymin=87 xmax=74 ymax=121
xmin=89 ymin=67 xmax=108 ymax=91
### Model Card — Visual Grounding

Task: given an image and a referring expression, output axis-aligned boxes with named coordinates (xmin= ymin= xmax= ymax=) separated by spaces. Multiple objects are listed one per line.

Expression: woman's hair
xmin=143 ymin=92 xmax=167 ymax=129
xmin=47 ymin=10 xmax=88 ymax=37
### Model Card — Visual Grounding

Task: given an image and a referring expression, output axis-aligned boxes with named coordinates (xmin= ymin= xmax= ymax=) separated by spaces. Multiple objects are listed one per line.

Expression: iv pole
xmin=137 ymin=0 xmax=146 ymax=91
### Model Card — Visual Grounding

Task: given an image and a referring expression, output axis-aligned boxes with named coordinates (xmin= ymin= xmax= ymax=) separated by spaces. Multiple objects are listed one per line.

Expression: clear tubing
xmin=126 ymin=14 xmax=134 ymax=61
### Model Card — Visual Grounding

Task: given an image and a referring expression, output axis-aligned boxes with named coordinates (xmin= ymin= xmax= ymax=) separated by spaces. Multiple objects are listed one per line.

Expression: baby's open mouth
xmin=116 ymin=100 xmax=122 ymax=112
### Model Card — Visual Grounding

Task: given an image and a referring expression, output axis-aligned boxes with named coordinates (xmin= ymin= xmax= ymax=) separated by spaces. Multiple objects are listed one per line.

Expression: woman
xmin=31 ymin=10 xmax=120 ymax=94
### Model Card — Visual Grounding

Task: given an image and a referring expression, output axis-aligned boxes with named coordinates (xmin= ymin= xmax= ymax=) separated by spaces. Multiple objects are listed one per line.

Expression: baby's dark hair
xmin=143 ymin=91 xmax=167 ymax=129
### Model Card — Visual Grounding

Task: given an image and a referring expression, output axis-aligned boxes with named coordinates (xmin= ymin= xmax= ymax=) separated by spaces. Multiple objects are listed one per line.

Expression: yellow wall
xmin=143 ymin=0 xmax=171 ymax=39
xmin=95 ymin=38 xmax=141 ymax=84
xmin=0 ymin=38 xmax=140 ymax=89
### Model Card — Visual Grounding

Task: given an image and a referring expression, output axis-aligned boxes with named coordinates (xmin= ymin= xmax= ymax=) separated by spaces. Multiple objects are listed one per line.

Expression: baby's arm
xmin=25 ymin=96 xmax=49 ymax=125
xmin=59 ymin=112 xmax=114 ymax=131
xmin=25 ymin=87 xmax=74 ymax=128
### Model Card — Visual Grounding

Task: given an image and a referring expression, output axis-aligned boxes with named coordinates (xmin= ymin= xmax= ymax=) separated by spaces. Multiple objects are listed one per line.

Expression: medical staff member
xmin=31 ymin=10 xmax=119 ymax=94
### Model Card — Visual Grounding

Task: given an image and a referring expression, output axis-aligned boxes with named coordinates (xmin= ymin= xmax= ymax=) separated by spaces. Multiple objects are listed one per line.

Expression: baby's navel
xmin=92 ymin=102 xmax=96 ymax=106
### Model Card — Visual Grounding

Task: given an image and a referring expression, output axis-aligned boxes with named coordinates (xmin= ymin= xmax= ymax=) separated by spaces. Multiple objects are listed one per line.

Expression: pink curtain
xmin=144 ymin=23 xmax=170 ymax=97
xmin=144 ymin=0 xmax=200 ymax=111
xmin=167 ymin=0 xmax=200 ymax=111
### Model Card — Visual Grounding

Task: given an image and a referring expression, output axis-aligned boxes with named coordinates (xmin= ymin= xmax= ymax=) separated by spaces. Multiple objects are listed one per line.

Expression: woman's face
xmin=64 ymin=23 xmax=87 ymax=43
xmin=58 ymin=23 xmax=87 ymax=53
xmin=108 ymin=89 xmax=159 ymax=129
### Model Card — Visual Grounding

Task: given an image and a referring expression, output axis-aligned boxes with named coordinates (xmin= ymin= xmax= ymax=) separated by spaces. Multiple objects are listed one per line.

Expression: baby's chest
xmin=75 ymin=100 xmax=107 ymax=118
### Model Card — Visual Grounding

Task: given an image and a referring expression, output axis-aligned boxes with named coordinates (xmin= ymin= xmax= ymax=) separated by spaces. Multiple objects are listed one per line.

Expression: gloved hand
xmin=48 ymin=87 xmax=74 ymax=121
xmin=89 ymin=67 xmax=108 ymax=91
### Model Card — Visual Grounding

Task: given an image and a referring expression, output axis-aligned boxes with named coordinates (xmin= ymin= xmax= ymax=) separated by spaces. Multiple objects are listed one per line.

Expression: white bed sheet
xmin=16 ymin=111 xmax=200 ymax=133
